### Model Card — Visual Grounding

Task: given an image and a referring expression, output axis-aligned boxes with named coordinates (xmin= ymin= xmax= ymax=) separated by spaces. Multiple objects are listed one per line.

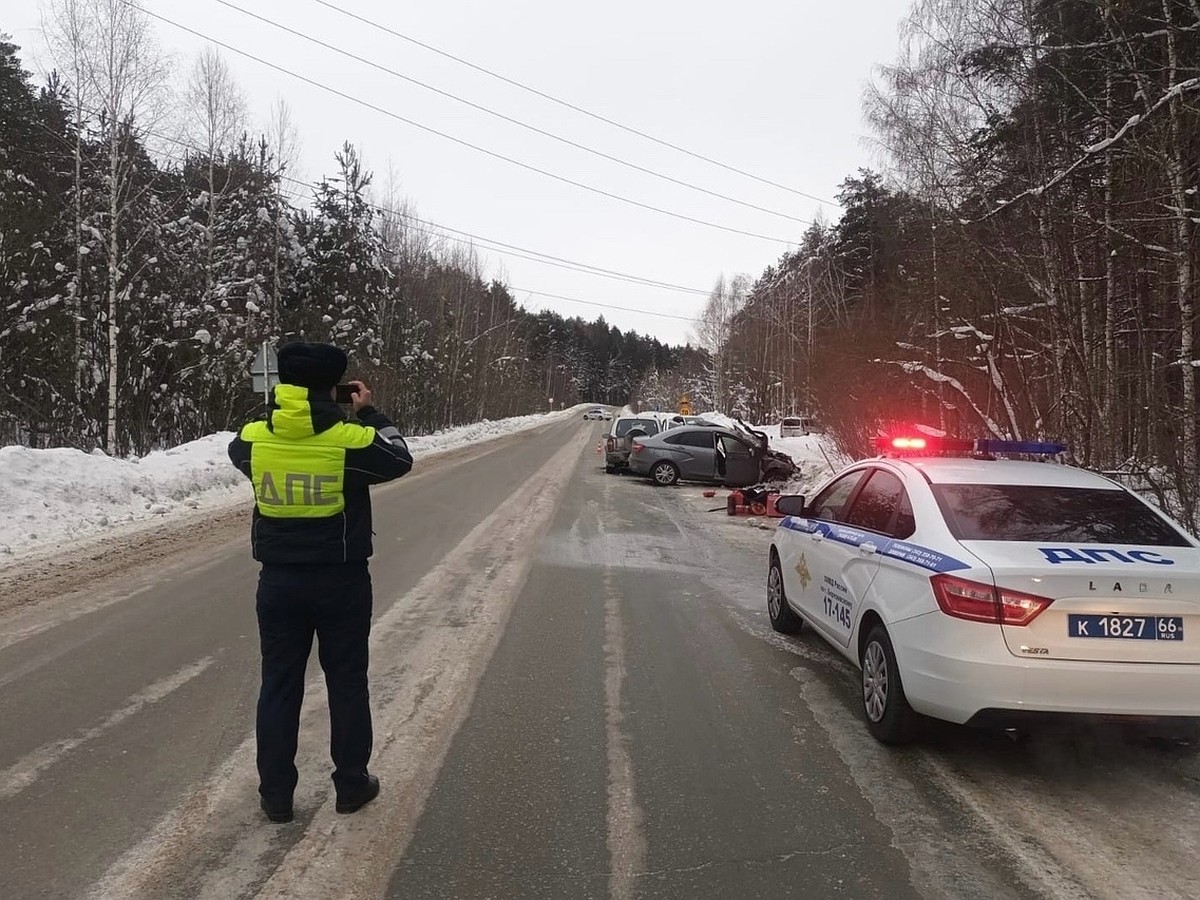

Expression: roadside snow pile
xmin=0 ymin=434 xmax=248 ymax=557
xmin=752 ymin=423 xmax=845 ymax=496
xmin=0 ymin=407 xmax=578 ymax=559
xmin=405 ymin=410 xmax=572 ymax=455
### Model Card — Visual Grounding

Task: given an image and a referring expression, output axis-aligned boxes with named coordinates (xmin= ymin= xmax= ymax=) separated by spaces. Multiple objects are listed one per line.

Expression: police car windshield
xmin=932 ymin=484 xmax=1192 ymax=545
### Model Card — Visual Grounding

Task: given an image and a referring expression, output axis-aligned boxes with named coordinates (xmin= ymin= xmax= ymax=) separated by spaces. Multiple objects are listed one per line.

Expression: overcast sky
xmin=1 ymin=0 xmax=908 ymax=345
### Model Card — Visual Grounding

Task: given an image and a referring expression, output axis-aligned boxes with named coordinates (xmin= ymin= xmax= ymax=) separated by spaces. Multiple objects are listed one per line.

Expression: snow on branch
xmin=883 ymin=360 xmax=1007 ymax=438
xmin=967 ymin=77 xmax=1200 ymax=223
xmin=980 ymin=22 xmax=1200 ymax=55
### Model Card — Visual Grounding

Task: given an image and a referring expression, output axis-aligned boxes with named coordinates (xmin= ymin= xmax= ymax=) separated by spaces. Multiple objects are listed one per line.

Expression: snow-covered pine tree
xmin=0 ymin=36 xmax=75 ymax=447
xmin=293 ymin=143 xmax=386 ymax=371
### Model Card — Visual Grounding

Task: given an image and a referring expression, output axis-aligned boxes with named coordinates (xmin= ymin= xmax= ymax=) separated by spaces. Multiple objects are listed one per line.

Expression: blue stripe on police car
xmin=779 ymin=517 xmax=970 ymax=574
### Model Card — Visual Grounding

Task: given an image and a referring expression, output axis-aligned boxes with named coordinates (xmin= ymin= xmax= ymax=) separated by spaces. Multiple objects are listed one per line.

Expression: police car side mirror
xmin=775 ymin=495 xmax=807 ymax=517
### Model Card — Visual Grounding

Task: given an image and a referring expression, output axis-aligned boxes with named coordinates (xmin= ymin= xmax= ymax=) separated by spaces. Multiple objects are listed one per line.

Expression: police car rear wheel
xmin=861 ymin=624 xmax=918 ymax=744
xmin=767 ymin=556 xmax=803 ymax=634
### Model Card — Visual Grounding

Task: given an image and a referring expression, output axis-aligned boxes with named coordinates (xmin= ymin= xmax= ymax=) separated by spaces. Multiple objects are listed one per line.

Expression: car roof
xmin=649 ymin=424 xmax=738 ymax=439
xmin=893 ymin=457 xmax=1120 ymax=489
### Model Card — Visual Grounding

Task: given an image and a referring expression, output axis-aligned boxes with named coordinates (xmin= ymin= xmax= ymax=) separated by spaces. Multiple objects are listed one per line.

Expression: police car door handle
xmin=859 ymin=541 xmax=878 ymax=555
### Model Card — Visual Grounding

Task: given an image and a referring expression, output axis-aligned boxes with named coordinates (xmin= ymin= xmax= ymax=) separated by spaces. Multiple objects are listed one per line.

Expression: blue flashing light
xmin=976 ymin=439 xmax=1067 ymax=455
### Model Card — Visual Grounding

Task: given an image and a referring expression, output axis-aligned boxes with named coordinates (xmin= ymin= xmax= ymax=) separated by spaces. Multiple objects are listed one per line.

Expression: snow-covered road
xmin=2 ymin=416 xmax=1199 ymax=899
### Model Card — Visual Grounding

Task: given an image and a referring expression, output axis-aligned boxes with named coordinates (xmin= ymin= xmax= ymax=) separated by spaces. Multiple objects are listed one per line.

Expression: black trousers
xmin=255 ymin=561 xmax=373 ymax=802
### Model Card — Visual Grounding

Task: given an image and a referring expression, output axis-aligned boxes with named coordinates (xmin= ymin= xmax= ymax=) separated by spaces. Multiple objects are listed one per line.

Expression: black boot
xmin=335 ymin=774 xmax=380 ymax=814
xmin=260 ymin=795 xmax=294 ymax=824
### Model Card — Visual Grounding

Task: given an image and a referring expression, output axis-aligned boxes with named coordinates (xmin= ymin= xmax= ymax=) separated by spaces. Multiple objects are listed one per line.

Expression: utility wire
xmin=309 ymin=0 xmax=836 ymax=207
xmin=111 ymin=117 xmax=713 ymax=296
xmin=289 ymin=171 xmax=714 ymax=295
xmin=507 ymin=288 xmax=697 ymax=322
xmin=127 ymin=3 xmax=801 ymax=246
xmin=211 ymin=0 xmax=811 ymax=227
xmin=83 ymin=117 xmax=711 ymax=321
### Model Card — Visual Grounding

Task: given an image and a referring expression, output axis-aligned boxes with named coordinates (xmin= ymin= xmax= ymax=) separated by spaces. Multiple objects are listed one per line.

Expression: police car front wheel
xmin=767 ymin=554 xmax=803 ymax=634
xmin=861 ymin=624 xmax=918 ymax=744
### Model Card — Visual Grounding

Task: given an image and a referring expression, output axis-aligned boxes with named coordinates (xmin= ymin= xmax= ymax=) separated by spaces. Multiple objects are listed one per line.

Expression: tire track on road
xmin=597 ymin=515 xmax=647 ymax=900
xmin=89 ymin=424 xmax=589 ymax=900
xmin=0 ymin=656 xmax=216 ymax=800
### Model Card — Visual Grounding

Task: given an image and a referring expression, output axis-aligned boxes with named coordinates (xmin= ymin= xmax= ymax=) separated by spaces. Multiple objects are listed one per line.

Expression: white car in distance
xmin=768 ymin=435 xmax=1200 ymax=743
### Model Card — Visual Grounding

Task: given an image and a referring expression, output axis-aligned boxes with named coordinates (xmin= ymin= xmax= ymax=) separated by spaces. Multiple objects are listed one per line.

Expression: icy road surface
xmin=1 ymin=417 xmax=1198 ymax=898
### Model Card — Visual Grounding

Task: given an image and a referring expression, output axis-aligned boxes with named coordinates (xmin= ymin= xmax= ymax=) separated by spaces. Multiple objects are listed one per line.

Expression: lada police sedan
xmin=767 ymin=436 xmax=1200 ymax=743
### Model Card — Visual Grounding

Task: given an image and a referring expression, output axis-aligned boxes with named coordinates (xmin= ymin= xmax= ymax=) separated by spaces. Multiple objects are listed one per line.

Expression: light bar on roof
xmin=876 ymin=435 xmax=1066 ymax=456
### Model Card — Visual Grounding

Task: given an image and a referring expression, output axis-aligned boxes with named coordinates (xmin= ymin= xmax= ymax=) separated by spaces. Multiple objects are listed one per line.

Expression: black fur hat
xmin=277 ymin=342 xmax=348 ymax=390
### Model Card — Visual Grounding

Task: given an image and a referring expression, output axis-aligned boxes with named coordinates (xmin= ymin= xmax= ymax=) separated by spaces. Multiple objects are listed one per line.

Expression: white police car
xmin=767 ymin=435 xmax=1200 ymax=743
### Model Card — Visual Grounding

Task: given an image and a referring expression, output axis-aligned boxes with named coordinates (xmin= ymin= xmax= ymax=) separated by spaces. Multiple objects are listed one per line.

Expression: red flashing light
xmin=875 ymin=434 xmax=977 ymax=454
xmin=931 ymin=574 xmax=1053 ymax=627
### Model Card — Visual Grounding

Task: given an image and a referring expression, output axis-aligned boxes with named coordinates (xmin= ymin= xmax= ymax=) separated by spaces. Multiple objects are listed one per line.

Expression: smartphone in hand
xmin=334 ymin=384 xmax=358 ymax=405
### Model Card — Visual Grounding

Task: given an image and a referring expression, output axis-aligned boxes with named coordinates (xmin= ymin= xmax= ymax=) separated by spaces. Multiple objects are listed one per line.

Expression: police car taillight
xmin=930 ymin=574 xmax=1053 ymax=627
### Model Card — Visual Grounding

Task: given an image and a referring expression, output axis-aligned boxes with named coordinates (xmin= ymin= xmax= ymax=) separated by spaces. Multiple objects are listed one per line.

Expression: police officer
xmin=228 ymin=342 xmax=412 ymax=823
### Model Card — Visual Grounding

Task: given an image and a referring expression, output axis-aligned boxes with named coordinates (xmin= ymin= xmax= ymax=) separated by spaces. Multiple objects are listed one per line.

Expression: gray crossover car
xmin=604 ymin=415 xmax=666 ymax=472
xmin=627 ymin=425 xmax=797 ymax=487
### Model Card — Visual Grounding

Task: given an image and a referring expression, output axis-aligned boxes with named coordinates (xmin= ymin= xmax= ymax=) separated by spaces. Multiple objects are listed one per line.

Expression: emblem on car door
xmin=795 ymin=553 xmax=812 ymax=591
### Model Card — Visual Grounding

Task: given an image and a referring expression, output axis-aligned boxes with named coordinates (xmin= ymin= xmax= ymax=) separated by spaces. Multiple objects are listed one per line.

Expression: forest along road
xmin=2 ymin=419 xmax=1200 ymax=899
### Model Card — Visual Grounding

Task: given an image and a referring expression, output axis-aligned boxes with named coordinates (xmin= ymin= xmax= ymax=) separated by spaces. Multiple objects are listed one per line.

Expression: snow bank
xmin=0 ymin=407 xmax=578 ymax=559
xmin=0 ymin=434 xmax=248 ymax=558
xmin=750 ymin=422 xmax=846 ymax=497
xmin=405 ymin=411 xmax=573 ymax=455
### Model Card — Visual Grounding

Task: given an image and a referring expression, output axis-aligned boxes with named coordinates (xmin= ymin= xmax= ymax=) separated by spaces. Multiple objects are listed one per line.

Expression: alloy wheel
xmin=863 ymin=641 xmax=889 ymax=723
xmin=767 ymin=566 xmax=782 ymax=619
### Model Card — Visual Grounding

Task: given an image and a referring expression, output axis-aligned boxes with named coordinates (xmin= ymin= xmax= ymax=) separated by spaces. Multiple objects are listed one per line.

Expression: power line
xmin=127 ymin=3 xmax=801 ymax=246
xmin=106 ymin=116 xmax=713 ymax=296
xmin=74 ymin=116 xmax=710 ymax=322
xmin=288 ymin=172 xmax=714 ymax=296
xmin=354 ymin=202 xmax=712 ymax=295
xmin=211 ymin=0 xmax=811 ymax=227
xmin=309 ymin=0 xmax=836 ymax=207
xmin=508 ymin=288 xmax=697 ymax=322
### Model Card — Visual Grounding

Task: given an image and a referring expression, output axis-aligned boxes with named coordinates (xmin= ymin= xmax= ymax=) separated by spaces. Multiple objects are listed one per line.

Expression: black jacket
xmin=228 ymin=384 xmax=412 ymax=565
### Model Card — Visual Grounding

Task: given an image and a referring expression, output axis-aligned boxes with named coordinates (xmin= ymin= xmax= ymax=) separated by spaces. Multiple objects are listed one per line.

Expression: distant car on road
xmin=768 ymin=434 xmax=1200 ymax=745
xmin=583 ymin=407 xmax=607 ymax=420
xmin=780 ymin=416 xmax=819 ymax=437
xmin=627 ymin=425 xmax=796 ymax=487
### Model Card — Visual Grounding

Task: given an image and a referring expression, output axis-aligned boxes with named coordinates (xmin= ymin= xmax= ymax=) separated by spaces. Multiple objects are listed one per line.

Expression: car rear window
xmin=616 ymin=419 xmax=659 ymax=437
xmin=932 ymin=484 xmax=1192 ymax=545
